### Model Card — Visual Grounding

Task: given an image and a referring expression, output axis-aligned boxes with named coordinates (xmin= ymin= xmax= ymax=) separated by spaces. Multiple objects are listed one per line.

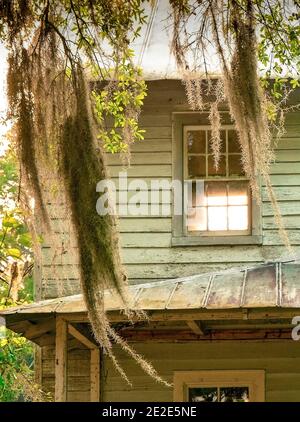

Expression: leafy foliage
xmin=0 ymin=146 xmax=49 ymax=402
xmin=0 ymin=146 xmax=33 ymax=302
xmin=93 ymin=59 xmax=147 ymax=157
xmin=0 ymin=330 xmax=46 ymax=402
xmin=256 ymin=0 xmax=300 ymax=98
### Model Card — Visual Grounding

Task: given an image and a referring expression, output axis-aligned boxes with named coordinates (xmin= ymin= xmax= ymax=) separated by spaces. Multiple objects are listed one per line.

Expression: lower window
xmin=189 ymin=386 xmax=249 ymax=402
xmin=174 ymin=370 xmax=265 ymax=402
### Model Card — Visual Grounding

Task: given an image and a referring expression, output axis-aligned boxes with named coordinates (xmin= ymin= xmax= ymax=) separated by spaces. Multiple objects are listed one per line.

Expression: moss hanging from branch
xmin=211 ymin=0 xmax=291 ymax=249
xmin=212 ymin=1 xmax=274 ymax=197
xmin=2 ymin=1 xmax=169 ymax=387
xmin=59 ymin=69 xmax=128 ymax=321
xmin=7 ymin=46 xmax=49 ymax=227
xmin=60 ymin=73 xmax=167 ymax=383
xmin=170 ymin=0 xmax=296 ymax=251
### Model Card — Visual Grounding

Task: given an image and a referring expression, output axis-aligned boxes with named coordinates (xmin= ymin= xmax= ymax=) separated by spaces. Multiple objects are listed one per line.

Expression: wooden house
xmin=1 ymin=79 xmax=300 ymax=402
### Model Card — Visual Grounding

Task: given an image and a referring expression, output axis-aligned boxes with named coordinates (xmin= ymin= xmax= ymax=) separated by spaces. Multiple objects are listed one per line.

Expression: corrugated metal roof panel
xmin=1 ymin=259 xmax=300 ymax=317
xmin=243 ymin=265 xmax=277 ymax=308
xmin=167 ymin=275 xmax=211 ymax=309
xmin=206 ymin=271 xmax=245 ymax=309
xmin=281 ymin=263 xmax=300 ymax=307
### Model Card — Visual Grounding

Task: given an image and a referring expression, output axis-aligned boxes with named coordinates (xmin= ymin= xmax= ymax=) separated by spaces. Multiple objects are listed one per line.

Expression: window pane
xmin=207 ymin=182 xmax=227 ymax=205
xmin=220 ymin=387 xmax=249 ymax=402
xmin=228 ymin=206 xmax=248 ymax=230
xmin=228 ymin=181 xmax=249 ymax=205
xmin=208 ymin=130 xmax=226 ymax=153
xmin=189 ymin=388 xmax=218 ymax=402
xmin=188 ymin=156 xmax=206 ymax=178
xmin=208 ymin=154 xmax=226 ymax=176
xmin=187 ymin=130 xmax=206 ymax=153
xmin=187 ymin=207 xmax=207 ymax=231
xmin=228 ymin=155 xmax=244 ymax=176
xmin=208 ymin=206 xmax=227 ymax=230
xmin=228 ymin=130 xmax=240 ymax=153
xmin=190 ymin=181 xmax=206 ymax=206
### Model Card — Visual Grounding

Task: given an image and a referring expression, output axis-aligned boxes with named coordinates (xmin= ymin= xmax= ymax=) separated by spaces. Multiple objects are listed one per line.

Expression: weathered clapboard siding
xmin=109 ymin=165 xmax=172 ymax=178
xmin=38 ymin=81 xmax=300 ymax=300
xmin=107 ymin=152 xmax=172 ymax=165
xmin=275 ymin=138 xmax=300 ymax=149
xmin=263 ymin=201 xmax=300 ymax=216
xmin=103 ymin=341 xmax=300 ymax=402
xmin=268 ymin=175 xmax=300 ymax=186
xmin=263 ymin=215 xmax=300 ymax=229
xmin=41 ymin=339 xmax=91 ymax=402
xmin=40 ymin=339 xmax=300 ymax=402
xmin=42 ymin=262 xmax=246 ymax=297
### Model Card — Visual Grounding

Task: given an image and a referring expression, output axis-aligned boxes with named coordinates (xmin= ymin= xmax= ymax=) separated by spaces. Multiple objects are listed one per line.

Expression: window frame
xmin=183 ymin=124 xmax=251 ymax=237
xmin=173 ymin=370 xmax=265 ymax=402
xmin=172 ymin=113 xmax=262 ymax=246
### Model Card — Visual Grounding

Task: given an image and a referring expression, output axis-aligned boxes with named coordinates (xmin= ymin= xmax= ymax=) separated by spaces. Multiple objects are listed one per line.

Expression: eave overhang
xmin=1 ymin=260 xmax=300 ymax=344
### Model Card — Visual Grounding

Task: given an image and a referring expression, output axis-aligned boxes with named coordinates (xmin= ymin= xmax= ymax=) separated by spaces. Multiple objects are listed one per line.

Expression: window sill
xmin=171 ymin=235 xmax=263 ymax=247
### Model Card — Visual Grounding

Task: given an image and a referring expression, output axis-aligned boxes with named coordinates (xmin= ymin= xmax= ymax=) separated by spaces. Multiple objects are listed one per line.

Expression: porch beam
xmin=60 ymin=307 xmax=300 ymax=324
xmin=186 ymin=320 xmax=205 ymax=335
xmin=25 ymin=318 xmax=55 ymax=340
xmin=119 ymin=328 xmax=293 ymax=342
xmin=55 ymin=317 xmax=68 ymax=402
xmin=68 ymin=323 xmax=97 ymax=350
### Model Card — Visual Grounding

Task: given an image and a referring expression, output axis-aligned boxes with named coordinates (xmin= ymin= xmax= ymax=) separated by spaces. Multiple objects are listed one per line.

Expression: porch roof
xmin=1 ymin=259 xmax=300 ymax=323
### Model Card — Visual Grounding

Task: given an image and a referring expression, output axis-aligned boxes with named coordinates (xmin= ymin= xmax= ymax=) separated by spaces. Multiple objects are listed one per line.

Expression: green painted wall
xmin=39 ymin=80 xmax=300 ymax=299
xmin=103 ymin=341 xmax=300 ymax=402
xmin=40 ymin=339 xmax=300 ymax=402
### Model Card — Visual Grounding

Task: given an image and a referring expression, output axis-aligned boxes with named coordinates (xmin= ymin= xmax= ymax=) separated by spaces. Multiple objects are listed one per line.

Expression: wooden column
xmin=34 ymin=346 xmax=42 ymax=385
xmin=90 ymin=349 xmax=101 ymax=402
xmin=55 ymin=317 xmax=68 ymax=402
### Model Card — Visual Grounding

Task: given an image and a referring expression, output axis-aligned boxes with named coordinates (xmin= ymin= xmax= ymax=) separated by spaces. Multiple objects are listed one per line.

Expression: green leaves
xmin=256 ymin=0 xmax=300 ymax=99
xmin=0 ymin=329 xmax=38 ymax=402
xmin=265 ymin=100 xmax=278 ymax=122
xmin=2 ymin=215 xmax=20 ymax=228
xmin=93 ymin=59 xmax=147 ymax=155
xmin=0 ymin=148 xmax=37 ymax=401
xmin=291 ymin=78 xmax=300 ymax=89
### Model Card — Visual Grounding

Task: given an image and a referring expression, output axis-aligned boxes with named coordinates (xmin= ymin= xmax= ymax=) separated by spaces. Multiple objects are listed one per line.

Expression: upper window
xmin=184 ymin=126 xmax=250 ymax=236
xmin=172 ymin=115 xmax=262 ymax=245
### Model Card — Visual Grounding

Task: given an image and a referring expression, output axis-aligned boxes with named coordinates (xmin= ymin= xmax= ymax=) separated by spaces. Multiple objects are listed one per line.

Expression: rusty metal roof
xmin=1 ymin=259 xmax=300 ymax=318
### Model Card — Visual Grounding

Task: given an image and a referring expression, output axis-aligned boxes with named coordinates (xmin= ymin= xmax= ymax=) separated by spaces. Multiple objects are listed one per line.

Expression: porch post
xmin=90 ymin=348 xmax=101 ymax=402
xmin=55 ymin=316 xmax=68 ymax=402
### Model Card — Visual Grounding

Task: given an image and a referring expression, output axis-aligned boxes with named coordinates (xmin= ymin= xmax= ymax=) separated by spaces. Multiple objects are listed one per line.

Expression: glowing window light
xmin=228 ymin=206 xmax=248 ymax=230
xmin=187 ymin=184 xmax=249 ymax=232
xmin=208 ymin=206 xmax=227 ymax=231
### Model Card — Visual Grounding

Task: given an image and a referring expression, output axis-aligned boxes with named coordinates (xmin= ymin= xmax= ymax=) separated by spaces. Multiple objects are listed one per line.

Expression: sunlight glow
xmin=207 ymin=195 xmax=248 ymax=206
xmin=187 ymin=194 xmax=249 ymax=232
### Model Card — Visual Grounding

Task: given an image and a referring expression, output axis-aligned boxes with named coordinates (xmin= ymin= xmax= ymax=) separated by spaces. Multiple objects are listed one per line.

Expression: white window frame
xmin=183 ymin=125 xmax=251 ymax=237
xmin=172 ymin=113 xmax=262 ymax=246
